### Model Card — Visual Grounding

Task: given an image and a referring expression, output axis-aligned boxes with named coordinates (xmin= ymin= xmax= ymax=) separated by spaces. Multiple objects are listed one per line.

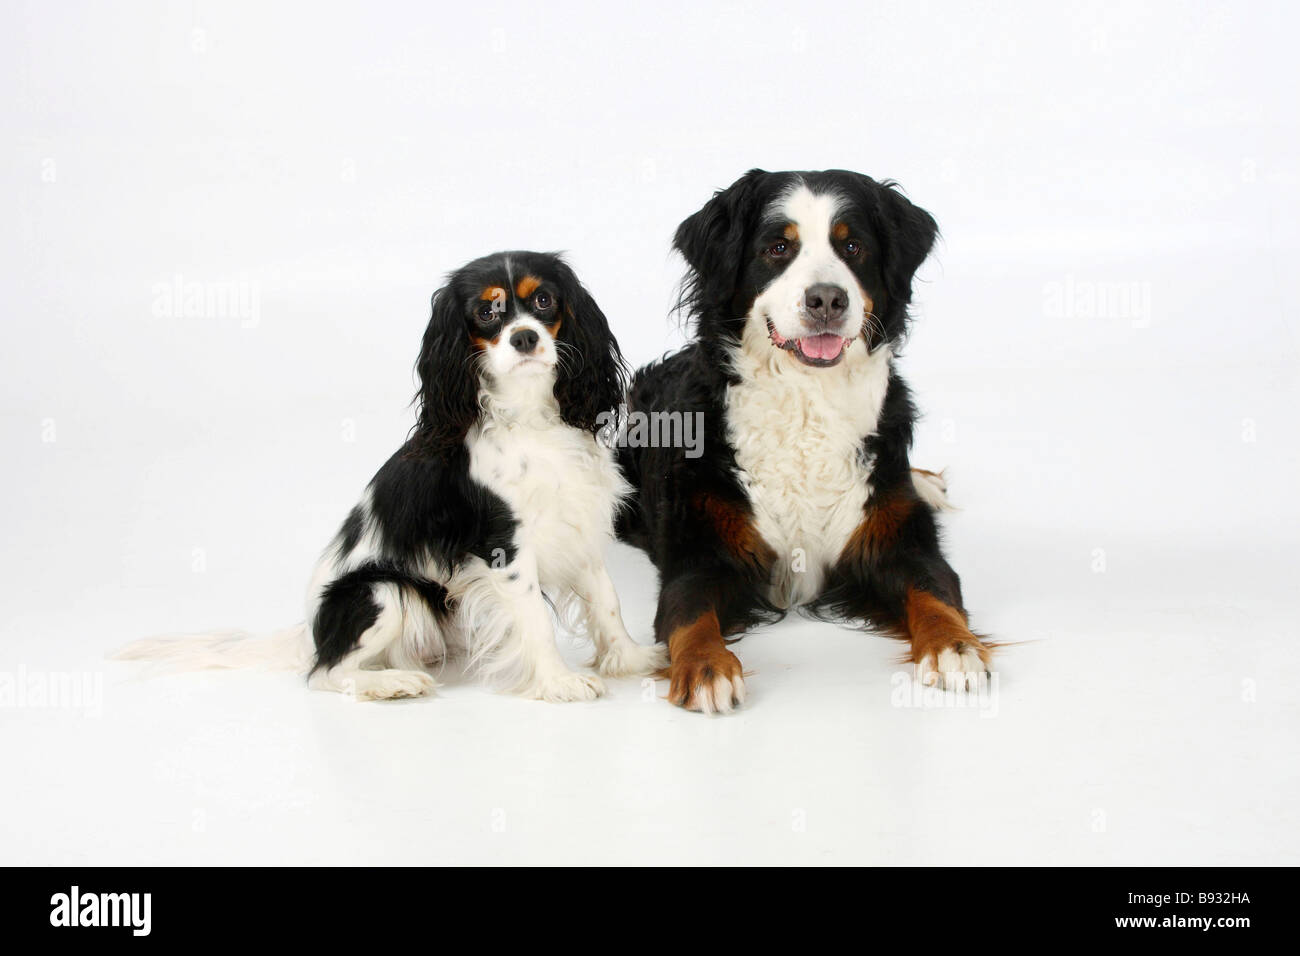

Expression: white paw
xmin=668 ymin=648 xmax=747 ymax=714
xmin=689 ymin=670 xmax=746 ymax=715
xmin=597 ymin=639 xmax=668 ymax=678
xmin=348 ymin=669 xmax=437 ymax=701
xmin=531 ymin=671 xmax=605 ymax=702
xmin=915 ymin=644 xmax=989 ymax=692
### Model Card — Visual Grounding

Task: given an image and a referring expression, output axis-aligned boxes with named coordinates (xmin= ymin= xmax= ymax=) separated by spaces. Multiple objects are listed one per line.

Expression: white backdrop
xmin=2 ymin=0 xmax=1297 ymax=865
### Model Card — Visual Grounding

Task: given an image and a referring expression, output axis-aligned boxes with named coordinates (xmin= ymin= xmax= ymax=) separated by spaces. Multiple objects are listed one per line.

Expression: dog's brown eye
xmin=844 ymin=239 xmax=862 ymax=256
xmin=475 ymin=304 xmax=496 ymax=323
xmin=534 ymin=292 xmax=552 ymax=310
xmin=766 ymin=241 xmax=790 ymax=259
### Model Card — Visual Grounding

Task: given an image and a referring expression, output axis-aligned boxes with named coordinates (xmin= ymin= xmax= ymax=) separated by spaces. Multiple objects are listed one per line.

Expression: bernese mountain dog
xmin=616 ymin=169 xmax=994 ymax=713
xmin=119 ymin=252 xmax=665 ymax=701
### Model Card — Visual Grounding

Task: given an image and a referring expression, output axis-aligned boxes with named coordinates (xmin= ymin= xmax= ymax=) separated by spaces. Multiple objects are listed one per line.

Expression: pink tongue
xmin=799 ymin=334 xmax=845 ymax=360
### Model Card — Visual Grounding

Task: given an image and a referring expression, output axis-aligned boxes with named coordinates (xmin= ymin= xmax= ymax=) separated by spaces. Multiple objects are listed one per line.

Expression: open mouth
xmin=767 ymin=318 xmax=851 ymax=367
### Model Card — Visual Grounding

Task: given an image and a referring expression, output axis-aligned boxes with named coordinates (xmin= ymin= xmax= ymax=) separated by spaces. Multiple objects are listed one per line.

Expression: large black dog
xmin=617 ymin=169 xmax=993 ymax=713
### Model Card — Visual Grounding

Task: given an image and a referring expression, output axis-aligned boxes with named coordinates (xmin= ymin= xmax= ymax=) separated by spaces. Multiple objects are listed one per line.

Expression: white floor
xmin=2 ymin=365 xmax=1297 ymax=866
xmin=3 ymin=0 xmax=1298 ymax=866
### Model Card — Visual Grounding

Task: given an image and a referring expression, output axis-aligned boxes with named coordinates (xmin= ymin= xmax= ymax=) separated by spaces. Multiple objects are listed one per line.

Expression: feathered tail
xmin=111 ymin=623 xmax=312 ymax=673
xmin=911 ymin=468 xmax=955 ymax=512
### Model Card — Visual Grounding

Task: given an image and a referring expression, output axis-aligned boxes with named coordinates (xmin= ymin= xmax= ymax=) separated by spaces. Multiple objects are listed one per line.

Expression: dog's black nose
xmin=804 ymin=284 xmax=849 ymax=325
xmin=509 ymin=328 xmax=540 ymax=354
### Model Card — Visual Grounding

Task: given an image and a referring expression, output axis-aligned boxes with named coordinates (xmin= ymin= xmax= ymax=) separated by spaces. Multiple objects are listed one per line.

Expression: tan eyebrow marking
xmin=479 ymin=286 xmax=506 ymax=303
xmin=783 ymin=224 xmax=799 ymax=241
xmin=515 ymin=275 xmax=541 ymax=298
xmin=832 ymin=222 xmax=849 ymax=240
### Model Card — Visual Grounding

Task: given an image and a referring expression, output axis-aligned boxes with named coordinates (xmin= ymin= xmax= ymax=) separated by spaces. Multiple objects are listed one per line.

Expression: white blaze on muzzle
xmin=482 ymin=313 xmax=556 ymax=378
xmin=750 ymin=185 xmax=869 ymax=366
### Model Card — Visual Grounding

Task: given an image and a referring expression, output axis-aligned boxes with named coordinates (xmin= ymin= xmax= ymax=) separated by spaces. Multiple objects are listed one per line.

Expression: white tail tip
xmin=111 ymin=624 xmax=310 ymax=673
xmin=911 ymin=468 xmax=955 ymax=512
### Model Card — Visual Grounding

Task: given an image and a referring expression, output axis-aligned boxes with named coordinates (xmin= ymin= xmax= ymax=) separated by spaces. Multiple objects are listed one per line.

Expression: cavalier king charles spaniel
xmin=119 ymin=251 xmax=664 ymax=701
xmin=615 ymin=169 xmax=994 ymax=713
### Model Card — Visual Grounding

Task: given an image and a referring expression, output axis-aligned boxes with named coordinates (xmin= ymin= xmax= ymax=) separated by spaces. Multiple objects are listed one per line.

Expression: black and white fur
xmin=617 ymin=170 xmax=992 ymax=713
xmin=119 ymin=252 xmax=664 ymax=701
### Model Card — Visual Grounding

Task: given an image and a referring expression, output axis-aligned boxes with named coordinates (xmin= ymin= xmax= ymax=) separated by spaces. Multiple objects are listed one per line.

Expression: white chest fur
xmin=468 ymin=402 xmax=628 ymax=587
xmin=725 ymin=342 xmax=893 ymax=606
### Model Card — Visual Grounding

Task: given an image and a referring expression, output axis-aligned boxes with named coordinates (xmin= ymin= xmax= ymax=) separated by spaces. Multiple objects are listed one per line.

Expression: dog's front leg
xmin=465 ymin=549 xmax=605 ymax=702
xmin=831 ymin=485 xmax=994 ymax=690
xmin=574 ymin=561 xmax=667 ymax=678
xmin=654 ymin=565 xmax=753 ymax=714
xmin=649 ymin=491 xmax=776 ymax=714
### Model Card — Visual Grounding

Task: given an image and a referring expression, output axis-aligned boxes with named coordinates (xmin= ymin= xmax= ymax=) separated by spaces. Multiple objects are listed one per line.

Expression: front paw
xmin=668 ymin=647 xmax=746 ymax=714
xmin=915 ymin=641 xmax=990 ymax=691
xmin=530 ymin=670 xmax=606 ymax=702
xmin=597 ymin=639 xmax=668 ymax=678
xmin=345 ymin=669 xmax=438 ymax=701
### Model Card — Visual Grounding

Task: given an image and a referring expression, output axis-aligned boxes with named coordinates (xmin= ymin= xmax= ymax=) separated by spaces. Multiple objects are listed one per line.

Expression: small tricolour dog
xmin=118 ymin=251 xmax=664 ymax=701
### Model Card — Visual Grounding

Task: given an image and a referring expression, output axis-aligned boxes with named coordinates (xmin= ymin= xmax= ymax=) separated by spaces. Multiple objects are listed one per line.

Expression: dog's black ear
xmin=870 ymin=180 xmax=939 ymax=315
xmin=412 ymin=284 xmax=479 ymax=453
xmin=673 ymin=168 xmax=767 ymax=316
xmin=551 ymin=259 xmax=627 ymax=434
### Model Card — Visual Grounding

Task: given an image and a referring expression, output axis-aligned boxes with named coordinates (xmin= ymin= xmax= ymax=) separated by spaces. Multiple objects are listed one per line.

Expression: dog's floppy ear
xmin=552 ymin=259 xmax=627 ymax=434
xmin=870 ymin=179 xmax=939 ymax=315
xmin=412 ymin=283 xmax=479 ymax=453
xmin=673 ymin=168 xmax=766 ymax=316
